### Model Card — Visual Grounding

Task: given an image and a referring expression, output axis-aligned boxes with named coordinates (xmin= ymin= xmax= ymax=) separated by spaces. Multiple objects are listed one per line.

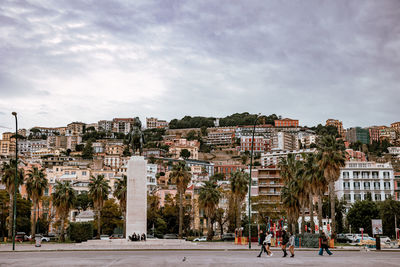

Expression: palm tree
xmin=52 ymin=181 xmax=75 ymax=242
xmin=113 ymin=175 xmax=127 ymax=237
xmin=0 ymin=160 xmax=24 ymax=237
xmin=169 ymin=162 xmax=191 ymax=238
xmin=317 ymin=135 xmax=345 ymax=238
xmin=281 ymin=180 xmax=300 ymax=233
xmin=26 ymin=166 xmax=48 ymax=236
xmin=303 ymin=153 xmax=317 ymax=233
xmin=229 ymin=171 xmax=249 ymax=229
xmin=199 ymin=181 xmax=221 ymax=240
xmin=89 ymin=175 xmax=110 ymax=238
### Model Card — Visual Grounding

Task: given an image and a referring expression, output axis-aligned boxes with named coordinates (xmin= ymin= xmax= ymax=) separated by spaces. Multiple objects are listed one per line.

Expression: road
xmin=1 ymin=250 xmax=400 ymax=267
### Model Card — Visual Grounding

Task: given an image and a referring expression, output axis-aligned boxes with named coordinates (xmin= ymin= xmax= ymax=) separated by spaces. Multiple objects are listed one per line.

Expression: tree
xmin=180 ymin=149 xmax=191 ymax=159
xmin=0 ymin=190 xmax=9 ymax=238
xmin=73 ymin=191 xmax=92 ymax=211
xmin=100 ymin=199 xmax=123 ymax=236
xmin=82 ymin=141 xmax=94 ymax=159
xmin=347 ymin=200 xmax=379 ymax=236
xmin=113 ymin=175 xmax=127 ymax=237
xmin=169 ymin=162 xmax=191 ymax=238
xmin=52 ymin=181 xmax=75 ymax=242
xmin=89 ymin=175 xmax=110 ymax=238
xmin=26 ymin=167 xmax=48 ymax=236
xmin=379 ymin=198 xmax=400 ymax=237
xmin=229 ymin=171 xmax=249 ymax=230
xmin=199 ymin=181 xmax=221 ymax=240
xmin=0 ymin=160 xmax=24 ymax=237
xmin=318 ymin=135 xmax=345 ymax=238
xmin=215 ymin=208 xmax=228 ymax=236
xmin=16 ymin=195 xmax=32 ymax=234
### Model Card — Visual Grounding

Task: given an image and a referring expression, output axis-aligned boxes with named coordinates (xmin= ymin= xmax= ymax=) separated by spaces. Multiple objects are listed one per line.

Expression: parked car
xmin=344 ymin=233 xmax=355 ymax=242
xmin=163 ymin=234 xmax=178 ymax=239
xmin=15 ymin=233 xmax=25 ymax=242
xmin=221 ymin=233 xmax=235 ymax=241
xmin=336 ymin=234 xmax=349 ymax=243
xmin=110 ymin=234 xmax=123 ymax=239
xmin=193 ymin=236 xmax=207 ymax=242
xmin=379 ymin=236 xmax=391 ymax=243
xmin=100 ymin=235 xmax=110 ymax=240
xmin=41 ymin=236 xmax=51 ymax=242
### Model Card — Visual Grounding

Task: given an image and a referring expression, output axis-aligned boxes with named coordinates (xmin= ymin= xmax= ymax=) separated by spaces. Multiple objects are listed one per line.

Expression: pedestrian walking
xmin=281 ymin=228 xmax=289 ymax=257
xmin=265 ymin=231 xmax=273 ymax=257
xmin=288 ymin=232 xmax=295 ymax=257
xmin=257 ymin=230 xmax=268 ymax=257
xmin=319 ymin=232 xmax=333 ymax=256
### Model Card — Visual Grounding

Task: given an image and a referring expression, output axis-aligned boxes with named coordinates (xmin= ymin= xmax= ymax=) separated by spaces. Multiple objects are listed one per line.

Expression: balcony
xmin=259 ymin=191 xmax=280 ymax=196
xmin=258 ymin=182 xmax=283 ymax=187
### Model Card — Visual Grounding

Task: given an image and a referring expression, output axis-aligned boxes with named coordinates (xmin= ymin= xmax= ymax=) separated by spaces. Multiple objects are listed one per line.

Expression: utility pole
xmin=11 ymin=112 xmax=18 ymax=251
xmin=248 ymin=113 xmax=260 ymax=249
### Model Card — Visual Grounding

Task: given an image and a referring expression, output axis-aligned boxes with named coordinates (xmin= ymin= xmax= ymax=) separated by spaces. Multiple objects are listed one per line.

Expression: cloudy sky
xmin=1 ymin=0 xmax=400 ymax=133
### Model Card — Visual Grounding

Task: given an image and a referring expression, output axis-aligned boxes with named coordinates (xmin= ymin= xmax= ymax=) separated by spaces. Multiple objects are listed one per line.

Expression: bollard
xmin=376 ymin=235 xmax=381 ymax=250
xmin=35 ymin=234 xmax=42 ymax=247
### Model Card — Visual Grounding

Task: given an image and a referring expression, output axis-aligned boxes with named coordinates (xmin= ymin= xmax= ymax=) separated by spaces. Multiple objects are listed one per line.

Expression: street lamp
xmin=248 ymin=113 xmax=261 ymax=249
xmin=11 ymin=112 xmax=18 ymax=251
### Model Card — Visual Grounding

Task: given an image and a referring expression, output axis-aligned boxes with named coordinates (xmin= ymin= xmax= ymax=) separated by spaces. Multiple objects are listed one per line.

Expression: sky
xmin=1 ymin=0 xmax=400 ymax=134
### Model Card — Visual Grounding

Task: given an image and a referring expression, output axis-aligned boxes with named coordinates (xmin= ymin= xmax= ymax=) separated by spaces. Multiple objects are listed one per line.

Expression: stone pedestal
xmin=126 ymin=156 xmax=147 ymax=239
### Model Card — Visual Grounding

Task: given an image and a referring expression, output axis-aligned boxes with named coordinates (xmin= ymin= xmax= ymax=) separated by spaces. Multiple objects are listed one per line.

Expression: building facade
xmin=336 ymin=161 xmax=394 ymax=209
xmin=326 ymin=119 xmax=345 ymax=137
xmin=274 ymin=118 xmax=299 ymax=128
xmin=346 ymin=127 xmax=370 ymax=144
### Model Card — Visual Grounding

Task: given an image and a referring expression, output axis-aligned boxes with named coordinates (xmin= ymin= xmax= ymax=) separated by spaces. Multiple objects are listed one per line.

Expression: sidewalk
xmin=0 ymin=240 xmax=379 ymax=252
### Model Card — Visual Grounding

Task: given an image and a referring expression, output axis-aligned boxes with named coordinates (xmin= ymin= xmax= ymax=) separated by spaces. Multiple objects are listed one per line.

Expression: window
xmin=343 ymin=172 xmax=349 ymax=179
xmin=82 ymin=171 xmax=87 ymax=176
xmin=362 ymin=172 xmax=369 ymax=179
xmin=372 ymin=172 xmax=379 ymax=179
xmin=65 ymin=171 xmax=69 ymax=174
xmin=385 ymin=194 xmax=392 ymax=200
xmin=343 ymin=182 xmax=350 ymax=189
xmin=374 ymin=182 xmax=381 ymax=190
xmin=363 ymin=182 xmax=370 ymax=190
xmin=353 ymin=172 xmax=360 ymax=178
xmin=354 ymin=182 xmax=360 ymax=190
xmin=383 ymin=172 xmax=390 ymax=179
xmin=44 ymin=188 xmax=49 ymax=196
xmin=344 ymin=194 xmax=351 ymax=201
xmin=375 ymin=194 xmax=382 ymax=201
xmin=384 ymin=182 xmax=390 ymax=190
xmin=354 ymin=194 xmax=362 ymax=201
xmin=71 ymin=171 xmax=76 ymax=175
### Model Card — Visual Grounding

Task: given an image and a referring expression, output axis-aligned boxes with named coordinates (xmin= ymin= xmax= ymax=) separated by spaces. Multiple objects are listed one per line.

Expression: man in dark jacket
xmin=281 ymin=229 xmax=289 ymax=257
xmin=319 ymin=232 xmax=333 ymax=256
xmin=257 ymin=230 xmax=268 ymax=257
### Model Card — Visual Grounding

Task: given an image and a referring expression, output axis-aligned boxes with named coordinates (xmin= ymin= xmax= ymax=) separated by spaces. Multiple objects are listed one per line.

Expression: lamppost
xmin=11 ymin=112 xmax=18 ymax=251
xmin=248 ymin=113 xmax=261 ymax=249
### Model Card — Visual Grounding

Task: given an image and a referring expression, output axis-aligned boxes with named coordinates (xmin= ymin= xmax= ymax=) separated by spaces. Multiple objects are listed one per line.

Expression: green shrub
xmin=68 ymin=222 xmax=93 ymax=243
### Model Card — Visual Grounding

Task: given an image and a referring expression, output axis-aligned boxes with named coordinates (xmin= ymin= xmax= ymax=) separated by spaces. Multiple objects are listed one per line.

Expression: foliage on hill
xmin=169 ymin=113 xmax=281 ymax=129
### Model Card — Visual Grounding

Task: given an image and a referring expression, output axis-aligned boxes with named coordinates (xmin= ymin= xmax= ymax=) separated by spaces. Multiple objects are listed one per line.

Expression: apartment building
xmin=240 ymin=136 xmax=271 ymax=153
xmin=345 ymin=149 xmax=366 ymax=161
xmin=66 ymin=122 xmax=86 ymax=136
xmin=98 ymin=120 xmax=113 ymax=132
xmin=261 ymin=148 xmax=316 ymax=167
xmin=388 ymin=147 xmax=400 ymax=155
xmin=391 ymin=122 xmax=400 ymax=132
xmin=346 ymin=127 xmax=370 ymax=144
xmin=271 ymin=132 xmax=298 ymax=151
xmin=112 ymin=118 xmax=135 ymax=134
xmin=66 ymin=135 xmax=82 ymax=151
xmin=206 ymin=127 xmax=236 ymax=146
xmin=326 ymin=119 xmax=345 ymax=137
xmin=0 ymin=132 xmax=15 ymax=156
xmin=30 ymin=127 xmax=60 ymax=137
xmin=380 ymin=127 xmax=397 ymax=143
xmin=146 ymin=117 xmax=169 ymax=129
xmin=168 ymin=139 xmax=200 ymax=160
xmin=17 ymin=140 xmax=47 ymax=155
xmin=235 ymin=124 xmax=275 ymax=139
xmin=47 ymin=135 xmax=67 ymax=149
xmin=274 ymin=118 xmax=299 ymax=128
xmin=214 ymin=163 xmax=244 ymax=179
xmin=336 ymin=161 xmax=394 ymax=209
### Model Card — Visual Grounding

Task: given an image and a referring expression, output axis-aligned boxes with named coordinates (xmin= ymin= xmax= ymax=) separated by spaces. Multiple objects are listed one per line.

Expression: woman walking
xmin=288 ymin=232 xmax=295 ymax=257
xmin=319 ymin=232 xmax=333 ymax=256
xmin=265 ymin=231 xmax=273 ymax=257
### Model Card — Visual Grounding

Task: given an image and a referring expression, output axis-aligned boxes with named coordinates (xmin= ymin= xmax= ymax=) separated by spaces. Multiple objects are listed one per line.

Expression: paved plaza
xmin=1 ymin=250 xmax=400 ymax=267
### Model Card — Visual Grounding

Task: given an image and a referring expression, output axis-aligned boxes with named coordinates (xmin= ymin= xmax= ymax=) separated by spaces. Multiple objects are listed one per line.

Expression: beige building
xmin=146 ymin=117 xmax=169 ymax=129
xmin=112 ymin=118 xmax=135 ymax=134
xmin=0 ymin=132 xmax=15 ymax=156
xmin=67 ymin=122 xmax=86 ymax=136
xmin=168 ymin=139 xmax=200 ymax=160
xmin=206 ymin=127 xmax=236 ymax=146
xmin=326 ymin=119 xmax=345 ymax=137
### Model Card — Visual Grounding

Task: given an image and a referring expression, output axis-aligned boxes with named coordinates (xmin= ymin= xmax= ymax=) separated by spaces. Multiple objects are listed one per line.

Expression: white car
xmin=379 ymin=236 xmax=391 ymax=243
xmin=193 ymin=236 xmax=207 ymax=242
xmin=41 ymin=236 xmax=51 ymax=242
xmin=100 ymin=235 xmax=110 ymax=240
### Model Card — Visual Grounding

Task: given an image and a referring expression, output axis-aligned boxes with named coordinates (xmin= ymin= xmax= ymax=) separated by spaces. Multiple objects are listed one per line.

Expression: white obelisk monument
xmin=126 ymin=156 xmax=147 ymax=239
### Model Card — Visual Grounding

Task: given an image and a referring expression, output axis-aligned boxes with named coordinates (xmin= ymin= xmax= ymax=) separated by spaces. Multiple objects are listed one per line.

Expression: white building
xmin=261 ymin=148 xmax=316 ymax=166
xmin=336 ymin=161 xmax=394 ymax=210
xmin=17 ymin=140 xmax=47 ymax=155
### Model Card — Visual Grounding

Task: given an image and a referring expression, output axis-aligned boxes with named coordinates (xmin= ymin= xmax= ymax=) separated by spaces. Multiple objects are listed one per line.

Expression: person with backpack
xmin=281 ymin=228 xmax=289 ymax=257
xmin=257 ymin=230 xmax=268 ymax=257
xmin=319 ymin=232 xmax=333 ymax=256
